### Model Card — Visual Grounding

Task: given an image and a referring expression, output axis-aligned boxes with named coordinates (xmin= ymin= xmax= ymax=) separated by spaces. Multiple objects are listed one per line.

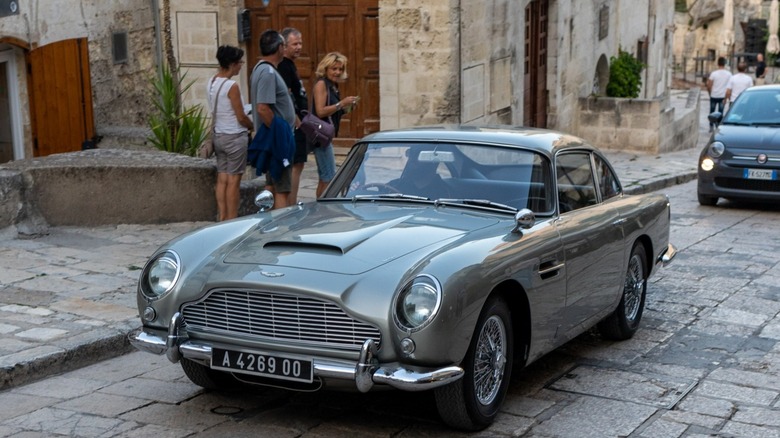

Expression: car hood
xmin=716 ymin=124 xmax=780 ymax=150
xmin=222 ymin=202 xmax=501 ymax=274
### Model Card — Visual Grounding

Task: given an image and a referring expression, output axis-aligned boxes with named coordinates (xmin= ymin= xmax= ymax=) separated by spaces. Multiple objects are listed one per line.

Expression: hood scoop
xmin=262 ymin=241 xmax=344 ymax=255
xmin=222 ymin=203 xmax=499 ymax=274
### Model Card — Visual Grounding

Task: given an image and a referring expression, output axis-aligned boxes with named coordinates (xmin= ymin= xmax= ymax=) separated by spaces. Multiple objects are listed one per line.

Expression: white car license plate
xmin=743 ymin=168 xmax=776 ymax=180
xmin=211 ymin=348 xmax=313 ymax=383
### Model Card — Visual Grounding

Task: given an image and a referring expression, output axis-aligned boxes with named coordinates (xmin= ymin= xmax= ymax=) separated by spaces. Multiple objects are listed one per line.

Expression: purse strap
xmin=209 ymin=77 xmax=228 ymax=132
xmin=312 ymin=78 xmax=334 ymax=125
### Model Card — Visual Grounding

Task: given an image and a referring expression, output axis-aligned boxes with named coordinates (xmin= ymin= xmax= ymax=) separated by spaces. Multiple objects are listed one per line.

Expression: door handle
xmin=538 ymin=259 xmax=564 ymax=279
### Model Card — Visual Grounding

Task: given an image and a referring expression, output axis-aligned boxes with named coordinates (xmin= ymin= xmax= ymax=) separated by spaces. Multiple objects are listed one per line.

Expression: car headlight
xmin=708 ymin=141 xmax=725 ymax=158
xmin=394 ymin=275 xmax=442 ymax=332
xmin=140 ymin=250 xmax=181 ymax=300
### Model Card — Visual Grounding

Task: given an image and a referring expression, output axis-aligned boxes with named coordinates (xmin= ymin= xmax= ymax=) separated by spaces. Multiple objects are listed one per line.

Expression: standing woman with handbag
xmin=209 ymin=45 xmax=253 ymax=221
xmin=312 ymin=52 xmax=359 ymax=197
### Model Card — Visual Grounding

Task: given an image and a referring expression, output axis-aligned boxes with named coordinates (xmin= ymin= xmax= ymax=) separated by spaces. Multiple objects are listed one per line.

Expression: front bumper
xmin=128 ymin=312 xmax=464 ymax=393
xmin=698 ymin=162 xmax=780 ymax=201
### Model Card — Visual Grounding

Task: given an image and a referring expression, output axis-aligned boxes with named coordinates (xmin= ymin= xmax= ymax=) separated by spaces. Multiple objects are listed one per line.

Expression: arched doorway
xmin=244 ymin=0 xmax=379 ymax=144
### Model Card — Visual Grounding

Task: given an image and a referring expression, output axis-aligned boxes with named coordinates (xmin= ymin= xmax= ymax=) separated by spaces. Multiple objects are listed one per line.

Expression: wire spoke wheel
xmin=623 ymin=252 xmax=645 ymax=322
xmin=598 ymin=241 xmax=647 ymax=340
xmin=434 ymin=297 xmax=513 ymax=431
xmin=473 ymin=315 xmax=507 ymax=405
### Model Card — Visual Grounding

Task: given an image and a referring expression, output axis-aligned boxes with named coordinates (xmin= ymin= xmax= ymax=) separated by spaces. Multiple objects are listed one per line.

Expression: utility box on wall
xmin=0 ymin=0 xmax=19 ymax=17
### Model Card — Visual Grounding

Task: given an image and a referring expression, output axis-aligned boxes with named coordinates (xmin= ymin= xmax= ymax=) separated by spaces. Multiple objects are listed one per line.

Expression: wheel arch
xmin=488 ymin=279 xmax=531 ymax=367
xmin=634 ymin=235 xmax=653 ymax=278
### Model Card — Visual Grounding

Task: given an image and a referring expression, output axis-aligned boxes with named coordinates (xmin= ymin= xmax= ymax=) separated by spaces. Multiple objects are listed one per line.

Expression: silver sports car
xmin=130 ymin=125 xmax=676 ymax=430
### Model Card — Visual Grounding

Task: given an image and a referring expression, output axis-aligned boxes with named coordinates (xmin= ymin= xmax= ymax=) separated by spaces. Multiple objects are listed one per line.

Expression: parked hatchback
xmin=698 ymin=85 xmax=780 ymax=206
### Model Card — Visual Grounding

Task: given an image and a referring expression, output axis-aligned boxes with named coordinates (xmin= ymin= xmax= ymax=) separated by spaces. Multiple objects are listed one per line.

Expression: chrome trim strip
xmin=732 ymin=155 xmax=780 ymax=162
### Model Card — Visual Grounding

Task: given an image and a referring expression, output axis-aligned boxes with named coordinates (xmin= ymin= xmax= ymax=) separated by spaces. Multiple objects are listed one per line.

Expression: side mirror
xmin=511 ymin=208 xmax=535 ymax=234
xmin=254 ymin=190 xmax=274 ymax=212
xmin=708 ymin=111 xmax=723 ymax=125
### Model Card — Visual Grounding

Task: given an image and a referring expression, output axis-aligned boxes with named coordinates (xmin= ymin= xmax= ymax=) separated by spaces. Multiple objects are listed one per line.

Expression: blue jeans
xmin=709 ymin=98 xmax=725 ymax=127
xmin=313 ymin=142 xmax=337 ymax=182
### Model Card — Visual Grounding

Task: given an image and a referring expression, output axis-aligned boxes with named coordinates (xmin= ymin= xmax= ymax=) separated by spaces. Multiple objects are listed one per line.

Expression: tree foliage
xmin=606 ymin=49 xmax=645 ymax=98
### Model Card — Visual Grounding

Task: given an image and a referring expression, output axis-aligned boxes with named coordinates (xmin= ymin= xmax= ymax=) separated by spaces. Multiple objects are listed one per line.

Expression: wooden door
xmin=245 ymin=0 xmax=379 ymax=143
xmin=523 ymin=0 xmax=548 ymax=128
xmin=26 ymin=38 xmax=95 ymax=156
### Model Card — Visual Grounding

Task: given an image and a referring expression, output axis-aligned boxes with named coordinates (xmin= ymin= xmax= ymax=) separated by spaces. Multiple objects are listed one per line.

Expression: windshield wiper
xmin=434 ymin=198 xmax=518 ymax=212
xmin=722 ymin=121 xmax=753 ymax=126
xmin=749 ymin=122 xmax=780 ymax=126
xmin=351 ymin=193 xmax=430 ymax=202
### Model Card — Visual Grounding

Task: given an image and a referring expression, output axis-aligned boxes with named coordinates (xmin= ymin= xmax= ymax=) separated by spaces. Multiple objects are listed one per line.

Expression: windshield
xmin=723 ymin=89 xmax=780 ymax=125
xmin=323 ymin=142 xmax=555 ymax=214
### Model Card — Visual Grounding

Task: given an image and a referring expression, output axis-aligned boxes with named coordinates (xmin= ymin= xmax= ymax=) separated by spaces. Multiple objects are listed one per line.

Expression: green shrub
xmin=606 ymin=49 xmax=645 ymax=98
xmin=148 ymin=65 xmax=208 ymax=156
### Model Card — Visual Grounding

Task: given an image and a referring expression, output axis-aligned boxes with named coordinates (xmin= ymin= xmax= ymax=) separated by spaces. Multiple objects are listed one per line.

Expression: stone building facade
xmin=673 ymin=0 xmax=764 ymax=78
xmin=0 ymin=0 xmax=158 ymax=160
xmin=0 ymin=0 xmax=683 ymax=163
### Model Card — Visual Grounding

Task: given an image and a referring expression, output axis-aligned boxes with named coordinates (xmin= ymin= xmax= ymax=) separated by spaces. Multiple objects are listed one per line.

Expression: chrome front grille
xmin=180 ymin=289 xmax=381 ymax=350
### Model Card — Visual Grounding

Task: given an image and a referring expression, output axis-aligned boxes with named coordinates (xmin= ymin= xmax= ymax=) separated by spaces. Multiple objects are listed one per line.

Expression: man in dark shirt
xmin=755 ymin=53 xmax=767 ymax=85
xmin=278 ymin=27 xmax=309 ymax=204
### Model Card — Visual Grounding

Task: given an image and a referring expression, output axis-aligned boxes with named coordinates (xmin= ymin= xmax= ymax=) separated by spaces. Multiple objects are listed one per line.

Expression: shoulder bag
xmin=299 ymin=110 xmax=335 ymax=148
xmin=198 ymin=78 xmax=228 ymax=159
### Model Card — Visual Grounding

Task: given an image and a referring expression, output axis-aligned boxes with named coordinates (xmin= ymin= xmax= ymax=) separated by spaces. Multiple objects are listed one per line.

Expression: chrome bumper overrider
xmin=657 ymin=243 xmax=677 ymax=266
xmin=128 ymin=312 xmax=464 ymax=393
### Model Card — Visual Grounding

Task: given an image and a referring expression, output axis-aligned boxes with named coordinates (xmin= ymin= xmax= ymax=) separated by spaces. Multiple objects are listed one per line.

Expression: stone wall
xmin=0 ymin=150 xmax=217 ymax=232
xmin=575 ymin=88 xmax=700 ymax=154
xmin=0 ymin=149 xmax=271 ymax=234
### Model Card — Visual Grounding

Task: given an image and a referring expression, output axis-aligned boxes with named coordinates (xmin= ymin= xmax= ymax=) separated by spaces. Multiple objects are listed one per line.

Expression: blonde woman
xmin=312 ymin=52 xmax=359 ymax=197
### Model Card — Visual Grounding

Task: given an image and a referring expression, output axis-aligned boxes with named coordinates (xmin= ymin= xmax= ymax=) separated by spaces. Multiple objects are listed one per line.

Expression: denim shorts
xmin=312 ymin=142 xmax=337 ymax=182
xmin=264 ymin=165 xmax=292 ymax=193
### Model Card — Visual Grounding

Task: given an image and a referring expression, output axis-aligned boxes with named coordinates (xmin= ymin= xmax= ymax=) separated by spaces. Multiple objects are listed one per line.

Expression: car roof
xmin=357 ymin=124 xmax=596 ymax=157
xmin=743 ymin=84 xmax=780 ymax=93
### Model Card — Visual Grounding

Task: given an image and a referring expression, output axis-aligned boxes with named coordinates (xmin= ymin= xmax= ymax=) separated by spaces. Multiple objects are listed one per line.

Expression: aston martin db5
xmin=130 ymin=125 xmax=676 ymax=430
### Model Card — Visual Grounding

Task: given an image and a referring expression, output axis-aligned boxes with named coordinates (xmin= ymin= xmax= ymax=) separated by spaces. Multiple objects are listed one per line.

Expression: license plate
xmin=211 ymin=348 xmax=313 ymax=383
xmin=744 ymin=168 xmax=776 ymax=180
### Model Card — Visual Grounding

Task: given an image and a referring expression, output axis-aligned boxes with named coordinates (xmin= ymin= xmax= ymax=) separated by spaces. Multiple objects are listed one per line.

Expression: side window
xmin=594 ymin=154 xmax=621 ymax=200
xmin=556 ymin=153 xmax=598 ymax=213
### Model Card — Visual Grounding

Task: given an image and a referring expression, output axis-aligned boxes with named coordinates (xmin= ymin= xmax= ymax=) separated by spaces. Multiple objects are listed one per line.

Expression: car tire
xmin=697 ymin=193 xmax=718 ymax=206
xmin=180 ymin=358 xmax=239 ymax=390
xmin=434 ymin=296 xmax=514 ymax=431
xmin=598 ymin=241 xmax=647 ymax=341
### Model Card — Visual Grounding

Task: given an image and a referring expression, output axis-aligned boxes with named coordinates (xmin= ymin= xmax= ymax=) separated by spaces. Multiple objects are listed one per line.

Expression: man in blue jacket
xmin=250 ymin=29 xmax=296 ymax=209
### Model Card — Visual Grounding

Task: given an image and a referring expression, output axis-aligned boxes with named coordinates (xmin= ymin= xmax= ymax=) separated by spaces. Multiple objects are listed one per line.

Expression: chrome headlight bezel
xmin=708 ymin=141 xmax=725 ymax=158
xmin=393 ymin=274 xmax=442 ymax=332
xmin=140 ymin=250 xmax=182 ymax=301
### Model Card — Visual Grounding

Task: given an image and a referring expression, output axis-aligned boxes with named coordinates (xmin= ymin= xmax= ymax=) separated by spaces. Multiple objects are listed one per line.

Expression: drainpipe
xmin=150 ymin=0 xmax=163 ymax=77
xmin=457 ymin=0 xmax=462 ymax=124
